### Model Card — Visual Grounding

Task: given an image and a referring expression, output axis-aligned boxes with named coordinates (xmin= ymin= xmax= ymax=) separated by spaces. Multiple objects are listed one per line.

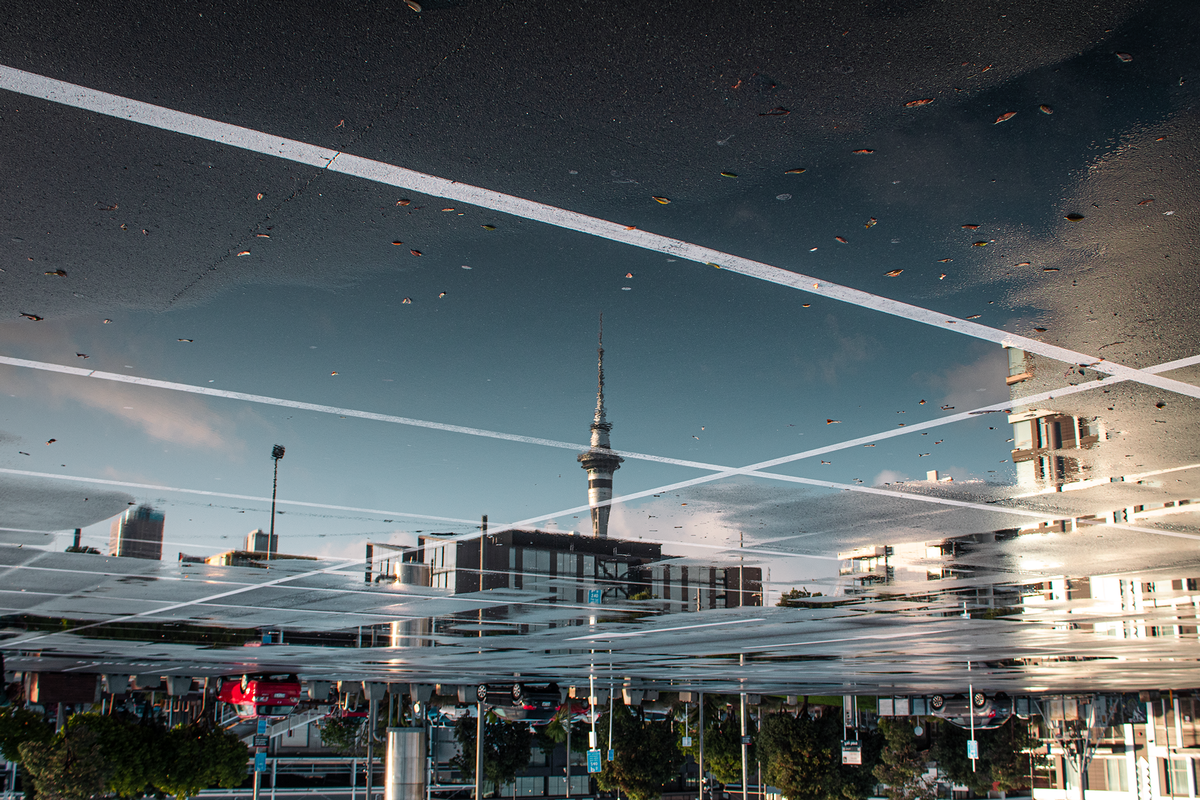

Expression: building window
xmin=1104 ymin=758 xmax=1128 ymax=793
xmin=1162 ymin=758 xmax=1190 ymax=796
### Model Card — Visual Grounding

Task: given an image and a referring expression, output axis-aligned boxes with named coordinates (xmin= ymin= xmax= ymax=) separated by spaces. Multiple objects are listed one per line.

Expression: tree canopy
xmin=756 ymin=710 xmax=881 ymax=800
xmin=873 ymin=719 xmax=933 ymax=800
xmin=930 ymin=718 xmax=1041 ymax=794
xmin=596 ymin=701 xmax=684 ymax=800
xmin=451 ymin=713 xmax=534 ymax=791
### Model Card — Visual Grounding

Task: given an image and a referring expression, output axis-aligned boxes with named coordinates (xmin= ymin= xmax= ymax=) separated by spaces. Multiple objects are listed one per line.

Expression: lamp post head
xmin=272 ymin=444 xmax=286 ymax=461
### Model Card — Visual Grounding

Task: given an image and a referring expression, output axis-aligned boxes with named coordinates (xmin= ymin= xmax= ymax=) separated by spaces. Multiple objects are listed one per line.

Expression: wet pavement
xmin=1 ymin=0 xmax=1198 ymax=696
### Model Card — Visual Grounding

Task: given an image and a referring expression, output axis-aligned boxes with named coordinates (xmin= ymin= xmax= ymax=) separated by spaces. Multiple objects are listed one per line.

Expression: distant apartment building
xmin=245 ymin=528 xmax=278 ymax=554
xmin=109 ymin=504 xmax=165 ymax=560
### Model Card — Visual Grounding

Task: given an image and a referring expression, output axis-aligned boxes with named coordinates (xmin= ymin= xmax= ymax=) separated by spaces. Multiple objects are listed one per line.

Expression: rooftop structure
xmin=109 ymin=504 xmax=165 ymax=561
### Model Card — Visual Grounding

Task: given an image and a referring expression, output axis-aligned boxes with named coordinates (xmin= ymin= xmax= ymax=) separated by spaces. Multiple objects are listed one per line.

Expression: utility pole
xmin=268 ymin=444 xmax=285 ymax=561
xmin=740 ymin=654 xmax=748 ymax=800
xmin=475 ymin=699 xmax=485 ymax=800
xmin=698 ymin=692 xmax=705 ymax=800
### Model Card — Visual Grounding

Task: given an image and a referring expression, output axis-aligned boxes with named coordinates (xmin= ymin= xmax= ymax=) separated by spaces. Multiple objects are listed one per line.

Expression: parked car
xmin=476 ymin=682 xmax=565 ymax=722
xmin=929 ymin=692 xmax=1013 ymax=730
xmin=217 ymin=674 xmax=301 ymax=720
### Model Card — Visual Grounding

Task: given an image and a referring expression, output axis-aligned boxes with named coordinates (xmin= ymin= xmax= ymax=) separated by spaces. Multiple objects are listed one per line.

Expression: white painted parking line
xmin=2 ymin=64 xmax=1197 ymax=400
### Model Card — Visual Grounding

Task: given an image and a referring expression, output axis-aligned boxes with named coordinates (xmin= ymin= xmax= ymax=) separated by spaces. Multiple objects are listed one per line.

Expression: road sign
xmin=741 ymin=735 xmax=752 ymax=745
xmin=255 ymin=752 xmax=267 ymax=772
xmin=608 ymin=749 xmax=615 ymax=762
xmin=682 ymin=736 xmax=692 ymax=747
xmin=257 ymin=718 xmax=268 ymax=735
xmin=841 ymin=741 xmax=862 ymax=765
xmin=253 ymin=735 xmax=269 ymax=748
xmin=967 ymin=739 xmax=979 ymax=759
xmin=587 ymin=589 xmax=602 ymax=604
xmin=587 ymin=749 xmax=603 ymax=774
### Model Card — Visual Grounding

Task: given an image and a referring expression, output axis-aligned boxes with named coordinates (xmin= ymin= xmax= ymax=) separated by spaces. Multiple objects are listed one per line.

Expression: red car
xmin=217 ymin=674 xmax=301 ymax=720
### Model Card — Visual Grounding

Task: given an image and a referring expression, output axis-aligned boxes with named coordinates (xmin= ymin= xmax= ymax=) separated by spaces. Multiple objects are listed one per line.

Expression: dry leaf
xmin=961 ymin=224 xmax=980 ymax=230
xmin=1043 ymin=267 xmax=1060 ymax=272
xmin=256 ymin=233 xmax=270 ymax=238
xmin=802 ymin=304 xmax=811 ymax=308
xmin=865 ymin=218 xmax=878 ymax=228
xmin=972 ymin=241 xmax=990 ymax=247
xmin=624 ymin=226 xmax=636 ymax=231
xmin=939 ymin=273 xmax=947 ymax=280
xmin=965 ymin=314 xmax=981 ymax=320
xmin=905 ymin=98 xmax=934 ymax=107
xmin=178 ymin=338 xmax=193 ymax=342
xmin=652 ymin=196 xmax=671 ymax=204
xmin=391 ymin=241 xmax=403 ymax=246
xmin=835 ymin=236 xmax=848 ymax=243
xmin=334 ymin=119 xmax=345 ymax=128
xmin=851 ymin=149 xmax=874 ymax=154
xmin=1014 ymin=261 xmax=1031 ymax=267
xmin=397 ymin=199 xmax=411 ymax=206
xmin=1039 ymin=104 xmax=1053 ymax=114
xmin=481 ymin=225 xmax=497 ymax=230
xmin=46 ymin=439 xmax=56 ymax=445
xmin=442 ymin=208 xmax=454 ymax=212
xmin=1064 ymin=213 xmax=1085 ymax=221
xmin=410 ymin=249 xmax=422 ymax=256
xmin=707 ymin=262 xmax=721 ymax=269
xmin=20 ymin=313 xmax=43 ymax=321
xmin=237 ymin=250 xmax=250 ymax=256
xmin=936 ymin=258 xmax=952 ymax=263
xmin=994 ymin=111 xmax=1017 ymax=124
xmin=45 ymin=269 xmax=67 ymax=277
xmin=919 ymin=399 xmax=926 ymax=404
xmin=76 ymin=353 xmax=88 ymax=358
xmin=759 ymin=107 xmax=791 ymax=116
xmin=720 ymin=172 xmax=738 ymax=178
xmin=1116 ymin=52 xmax=1133 ymax=62
xmin=625 ymin=273 xmax=633 ymax=278
xmin=1033 ymin=327 xmax=1047 ymax=332
xmin=402 ymin=298 xmax=412 ymax=304
xmin=256 ymin=192 xmax=264 ymax=200
xmin=103 ymin=319 xmax=112 ymax=324
xmin=331 ymin=371 xmax=339 ymax=375
xmin=439 ymin=292 xmax=447 ymax=298
xmin=405 ymin=0 xmax=421 ymax=10
xmin=826 ymin=419 xmax=841 ymax=424
xmin=784 ymin=168 xmax=807 ymax=174
xmin=1137 ymin=198 xmax=1154 ymax=205
xmin=885 ymin=269 xmax=903 ymax=277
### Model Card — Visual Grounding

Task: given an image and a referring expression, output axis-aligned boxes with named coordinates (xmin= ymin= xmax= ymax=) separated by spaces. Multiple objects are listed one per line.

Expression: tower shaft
xmin=578 ymin=315 xmax=623 ymax=538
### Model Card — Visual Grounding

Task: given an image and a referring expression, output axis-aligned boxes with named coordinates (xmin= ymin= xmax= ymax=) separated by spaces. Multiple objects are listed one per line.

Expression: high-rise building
xmin=245 ymin=528 xmax=278 ymax=554
xmin=109 ymin=505 xmax=165 ymax=560
xmin=577 ymin=318 xmax=623 ymax=538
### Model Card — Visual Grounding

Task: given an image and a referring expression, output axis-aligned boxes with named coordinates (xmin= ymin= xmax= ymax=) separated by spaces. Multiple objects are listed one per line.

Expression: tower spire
xmin=579 ymin=313 xmax=623 ymax=538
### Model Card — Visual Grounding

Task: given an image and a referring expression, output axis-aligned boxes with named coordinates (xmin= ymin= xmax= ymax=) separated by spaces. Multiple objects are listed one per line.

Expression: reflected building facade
xmin=108 ymin=504 xmax=165 ymax=560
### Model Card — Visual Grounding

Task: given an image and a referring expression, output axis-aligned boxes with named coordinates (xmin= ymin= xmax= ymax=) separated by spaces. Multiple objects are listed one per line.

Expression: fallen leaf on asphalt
xmin=402 ymin=298 xmax=412 ymax=304
xmin=481 ymin=225 xmax=496 ymax=230
xmin=784 ymin=168 xmax=807 ymax=174
xmin=256 ymin=193 xmax=264 ymax=200
xmin=45 ymin=269 xmax=67 ymax=277
xmin=237 ymin=250 xmax=250 ymax=256
xmin=1116 ymin=52 xmax=1133 ymax=62
xmin=20 ymin=313 xmax=43 ymax=321
xmin=410 ymin=249 xmax=422 ymax=256
xmin=965 ymin=314 xmax=981 ymax=320
xmin=397 ymin=199 xmax=411 ymax=206
xmin=826 ymin=419 xmax=841 ymax=424
xmin=392 ymin=241 xmax=404 ymax=246
xmin=652 ymin=196 xmax=671 ymax=204
xmin=439 ymin=292 xmax=446 ymax=298
xmin=939 ymin=273 xmax=947 ymax=280
xmin=1064 ymin=213 xmax=1085 ymax=221
xmin=936 ymin=258 xmax=952 ymax=263
xmin=76 ymin=353 xmax=88 ymax=358
xmin=851 ymin=149 xmax=874 ymax=154
xmin=625 ymin=273 xmax=633 ymax=278
xmin=961 ymin=224 xmax=980 ymax=230
xmin=1137 ymin=198 xmax=1154 ymax=205
xmin=720 ymin=172 xmax=738 ymax=178
xmin=972 ymin=241 xmax=990 ymax=247
xmin=836 ymin=236 xmax=848 ymax=243
xmin=885 ymin=269 xmax=903 ymax=277
xmin=1014 ymin=262 xmax=1031 ymax=267
xmin=994 ymin=111 xmax=1017 ymax=124
xmin=865 ymin=218 xmax=877 ymax=228
xmin=1034 ymin=327 xmax=1047 ymax=332
xmin=405 ymin=0 xmax=421 ymax=9
xmin=1039 ymin=105 xmax=1054 ymax=114
xmin=905 ymin=98 xmax=934 ymax=107
xmin=178 ymin=338 xmax=192 ymax=342
xmin=759 ymin=107 xmax=790 ymax=116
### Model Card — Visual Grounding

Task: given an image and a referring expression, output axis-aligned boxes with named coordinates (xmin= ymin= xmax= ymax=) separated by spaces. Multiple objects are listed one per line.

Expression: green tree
xmin=18 ymin=724 xmax=109 ymax=800
xmin=64 ymin=713 xmax=165 ymax=797
xmin=154 ymin=723 xmax=249 ymax=799
xmin=757 ymin=710 xmax=880 ymax=800
xmin=320 ymin=714 xmax=366 ymax=756
xmin=776 ymin=588 xmax=824 ymax=607
xmin=696 ymin=710 xmax=752 ymax=785
xmin=873 ymin=719 xmax=932 ymax=800
xmin=931 ymin=718 xmax=1041 ymax=794
xmin=451 ymin=713 xmax=533 ymax=791
xmin=0 ymin=706 xmax=54 ymax=762
xmin=596 ymin=701 xmax=683 ymax=800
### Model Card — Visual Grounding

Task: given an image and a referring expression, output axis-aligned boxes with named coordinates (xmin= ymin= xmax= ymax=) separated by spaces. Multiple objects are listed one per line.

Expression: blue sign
xmin=587 ymin=749 xmax=603 ymax=774
xmin=587 ymin=589 xmax=602 ymax=604
xmin=967 ymin=740 xmax=979 ymax=759
xmin=257 ymin=718 xmax=268 ymax=735
xmin=608 ymin=749 xmax=615 ymax=762
xmin=255 ymin=752 xmax=267 ymax=772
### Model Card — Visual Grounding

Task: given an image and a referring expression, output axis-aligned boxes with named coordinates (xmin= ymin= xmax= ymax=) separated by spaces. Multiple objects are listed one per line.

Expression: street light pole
xmin=269 ymin=445 xmax=285 ymax=561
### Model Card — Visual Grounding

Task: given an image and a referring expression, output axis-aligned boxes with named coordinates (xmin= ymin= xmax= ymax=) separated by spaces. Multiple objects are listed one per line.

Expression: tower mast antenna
xmin=578 ymin=313 xmax=623 ymax=538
